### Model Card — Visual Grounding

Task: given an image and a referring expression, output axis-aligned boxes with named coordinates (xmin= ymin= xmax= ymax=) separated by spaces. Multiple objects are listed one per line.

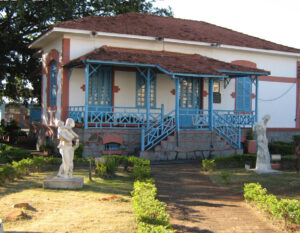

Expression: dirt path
xmin=151 ymin=163 xmax=283 ymax=233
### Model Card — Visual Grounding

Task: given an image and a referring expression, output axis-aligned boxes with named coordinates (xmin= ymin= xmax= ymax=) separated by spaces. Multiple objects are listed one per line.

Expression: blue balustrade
xmin=214 ymin=110 xmax=255 ymax=127
xmin=213 ymin=111 xmax=241 ymax=149
xmin=179 ymin=108 xmax=210 ymax=129
xmin=143 ymin=110 xmax=176 ymax=151
xmin=68 ymin=106 xmax=85 ymax=123
xmin=68 ymin=105 xmax=161 ymax=128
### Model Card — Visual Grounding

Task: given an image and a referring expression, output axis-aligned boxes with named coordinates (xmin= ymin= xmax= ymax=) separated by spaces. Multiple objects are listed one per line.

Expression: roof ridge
xmin=47 ymin=13 xmax=300 ymax=53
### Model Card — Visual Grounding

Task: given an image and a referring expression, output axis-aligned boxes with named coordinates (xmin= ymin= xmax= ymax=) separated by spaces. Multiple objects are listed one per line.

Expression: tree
xmin=0 ymin=0 xmax=173 ymax=104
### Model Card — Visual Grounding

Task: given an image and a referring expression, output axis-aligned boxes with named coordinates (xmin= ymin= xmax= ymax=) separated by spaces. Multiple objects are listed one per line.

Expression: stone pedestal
xmin=43 ymin=176 xmax=84 ymax=190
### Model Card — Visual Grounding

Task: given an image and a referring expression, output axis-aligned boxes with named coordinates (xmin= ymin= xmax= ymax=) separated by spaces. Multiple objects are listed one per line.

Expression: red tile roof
xmin=54 ymin=13 xmax=300 ymax=54
xmin=66 ymin=46 xmax=269 ymax=76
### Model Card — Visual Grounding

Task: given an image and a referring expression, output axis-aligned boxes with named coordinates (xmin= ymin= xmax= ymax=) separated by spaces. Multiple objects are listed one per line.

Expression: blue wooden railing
xmin=68 ymin=105 xmax=161 ymax=128
xmin=141 ymin=110 xmax=176 ymax=151
xmin=213 ymin=111 xmax=241 ymax=149
xmin=214 ymin=110 xmax=255 ymax=127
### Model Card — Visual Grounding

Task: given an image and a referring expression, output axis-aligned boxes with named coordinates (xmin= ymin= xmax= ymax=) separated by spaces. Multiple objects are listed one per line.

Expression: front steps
xmin=140 ymin=130 xmax=243 ymax=161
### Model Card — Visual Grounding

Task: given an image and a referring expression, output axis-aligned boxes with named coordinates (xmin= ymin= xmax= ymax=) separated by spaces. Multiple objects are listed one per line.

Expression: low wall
xmin=267 ymin=128 xmax=300 ymax=142
xmin=74 ymin=128 xmax=141 ymax=157
xmin=32 ymin=124 xmax=142 ymax=157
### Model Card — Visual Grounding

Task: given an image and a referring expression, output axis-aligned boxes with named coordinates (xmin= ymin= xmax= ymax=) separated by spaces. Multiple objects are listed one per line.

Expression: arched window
xmin=49 ymin=60 xmax=57 ymax=107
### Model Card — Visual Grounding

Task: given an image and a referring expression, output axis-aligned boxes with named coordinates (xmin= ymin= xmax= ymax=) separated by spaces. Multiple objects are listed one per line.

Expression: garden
xmin=0 ymin=143 xmax=174 ymax=233
xmin=201 ymin=154 xmax=300 ymax=232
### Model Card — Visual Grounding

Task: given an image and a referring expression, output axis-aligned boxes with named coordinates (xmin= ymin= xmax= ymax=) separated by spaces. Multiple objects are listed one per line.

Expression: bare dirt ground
xmin=151 ymin=163 xmax=285 ymax=233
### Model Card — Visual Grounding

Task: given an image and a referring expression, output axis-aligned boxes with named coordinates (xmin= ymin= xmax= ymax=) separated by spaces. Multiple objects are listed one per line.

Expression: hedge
xmin=268 ymin=141 xmax=294 ymax=155
xmin=244 ymin=183 xmax=300 ymax=224
xmin=131 ymin=180 xmax=174 ymax=233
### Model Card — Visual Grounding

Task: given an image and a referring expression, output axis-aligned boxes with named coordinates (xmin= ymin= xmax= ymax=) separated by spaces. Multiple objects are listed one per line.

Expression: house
xmin=29 ymin=13 xmax=300 ymax=160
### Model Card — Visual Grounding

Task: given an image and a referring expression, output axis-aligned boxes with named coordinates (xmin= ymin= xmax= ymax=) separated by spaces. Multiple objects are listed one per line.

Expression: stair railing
xmin=141 ymin=110 xmax=176 ymax=151
xmin=213 ymin=111 xmax=241 ymax=149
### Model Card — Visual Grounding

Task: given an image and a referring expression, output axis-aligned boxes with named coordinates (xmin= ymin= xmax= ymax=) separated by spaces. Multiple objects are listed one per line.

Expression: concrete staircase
xmin=140 ymin=130 xmax=243 ymax=161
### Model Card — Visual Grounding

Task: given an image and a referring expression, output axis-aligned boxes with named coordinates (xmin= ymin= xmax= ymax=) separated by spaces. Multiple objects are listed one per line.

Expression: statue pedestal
xmin=43 ymin=176 xmax=84 ymax=190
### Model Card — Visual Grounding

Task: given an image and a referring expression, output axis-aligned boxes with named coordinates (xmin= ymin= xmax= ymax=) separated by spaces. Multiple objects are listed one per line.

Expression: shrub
xmin=0 ymin=146 xmax=31 ymax=163
xmin=244 ymin=183 xmax=300 ymax=224
xmin=214 ymin=154 xmax=256 ymax=169
xmin=132 ymin=180 xmax=173 ymax=232
xmin=95 ymin=156 xmax=117 ymax=178
xmin=293 ymin=135 xmax=300 ymax=144
xmin=132 ymin=157 xmax=151 ymax=180
xmin=0 ymin=164 xmax=17 ymax=183
xmin=202 ymin=159 xmax=216 ymax=171
xmin=74 ymin=144 xmax=84 ymax=159
xmin=220 ymin=171 xmax=231 ymax=184
xmin=268 ymin=141 xmax=294 ymax=155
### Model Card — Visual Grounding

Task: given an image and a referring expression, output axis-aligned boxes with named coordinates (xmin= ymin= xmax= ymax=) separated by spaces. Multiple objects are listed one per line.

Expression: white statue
xmin=253 ymin=114 xmax=272 ymax=171
xmin=56 ymin=118 xmax=79 ymax=178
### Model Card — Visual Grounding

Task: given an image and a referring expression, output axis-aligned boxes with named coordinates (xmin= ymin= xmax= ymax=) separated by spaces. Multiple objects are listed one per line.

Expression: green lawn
xmin=206 ymin=169 xmax=300 ymax=200
xmin=0 ymin=169 xmax=137 ymax=233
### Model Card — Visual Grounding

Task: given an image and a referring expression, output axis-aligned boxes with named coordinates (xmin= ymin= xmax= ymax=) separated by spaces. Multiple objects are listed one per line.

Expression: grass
xmin=206 ymin=169 xmax=300 ymax=200
xmin=0 ymin=169 xmax=137 ymax=233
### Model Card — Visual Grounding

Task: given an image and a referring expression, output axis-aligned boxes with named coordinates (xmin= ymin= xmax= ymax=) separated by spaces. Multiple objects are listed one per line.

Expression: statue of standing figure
xmin=253 ymin=114 xmax=275 ymax=172
xmin=56 ymin=118 xmax=79 ymax=178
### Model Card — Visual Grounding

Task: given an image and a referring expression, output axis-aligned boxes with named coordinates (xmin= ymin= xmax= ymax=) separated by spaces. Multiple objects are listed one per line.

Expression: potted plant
xmin=246 ymin=128 xmax=256 ymax=154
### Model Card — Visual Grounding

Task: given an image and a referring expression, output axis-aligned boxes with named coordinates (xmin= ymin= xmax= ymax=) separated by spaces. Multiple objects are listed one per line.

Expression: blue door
xmin=179 ymin=77 xmax=202 ymax=128
xmin=236 ymin=77 xmax=252 ymax=112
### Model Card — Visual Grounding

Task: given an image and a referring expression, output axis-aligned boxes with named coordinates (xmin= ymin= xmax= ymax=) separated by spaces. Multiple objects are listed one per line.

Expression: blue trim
xmin=49 ymin=60 xmax=57 ymax=107
xmin=84 ymin=59 xmax=227 ymax=78
xmin=84 ymin=64 xmax=89 ymax=129
xmin=208 ymin=79 xmax=214 ymax=130
xmin=146 ymin=68 xmax=151 ymax=128
xmin=255 ymin=76 xmax=259 ymax=122
xmin=218 ymin=69 xmax=269 ymax=76
xmin=175 ymin=77 xmax=180 ymax=133
xmin=236 ymin=77 xmax=252 ymax=112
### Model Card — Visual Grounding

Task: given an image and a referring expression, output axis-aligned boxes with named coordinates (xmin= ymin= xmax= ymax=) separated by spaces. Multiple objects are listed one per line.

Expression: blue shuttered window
xmin=136 ymin=72 xmax=156 ymax=108
xmin=179 ymin=77 xmax=201 ymax=108
xmin=88 ymin=67 xmax=112 ymax=106
xmin=49 ymin=61 xmax=57 ymax=107
xmin=236 ymin=77 xmax=252 ymax=111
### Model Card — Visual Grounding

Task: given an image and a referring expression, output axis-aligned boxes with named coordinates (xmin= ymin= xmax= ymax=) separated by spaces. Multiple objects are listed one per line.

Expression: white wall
xmin=156 ymin=74 xmax=175 ymax=113
xmin=258 ymin=81 xmax=296 ymax=127
xmin=63 ymin=33 xmax=299 ymax=128
xmin=69 ymin=68 xmax=85 ymax=106
xmin=114 ymin=71 xmax=136 ymax=107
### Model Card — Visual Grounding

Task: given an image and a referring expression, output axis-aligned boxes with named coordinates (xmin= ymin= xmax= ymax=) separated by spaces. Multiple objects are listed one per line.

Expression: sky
xmin=154 ymin=0 xmax=300 ymax=50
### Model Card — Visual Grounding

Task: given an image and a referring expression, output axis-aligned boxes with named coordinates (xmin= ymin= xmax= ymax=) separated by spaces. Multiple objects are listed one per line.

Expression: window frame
xmin=49 ymin=60 xmax=57 ymax=107
xmin=135 ymin=72 xmax=156 ymax=108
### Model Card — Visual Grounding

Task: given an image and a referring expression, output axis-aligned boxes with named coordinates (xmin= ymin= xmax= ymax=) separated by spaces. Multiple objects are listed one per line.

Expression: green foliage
xmin=138 ymin=222 xmax=174 ymax=233
xmin=244 ymin=183 xmax=300 ymax=224
xmin=202 ymin=159 xmax=216 ymax=171
xmin=214 ymin=154 xmax=257 ymax=169
xmin=293 ymin=135 xmax=300 ymax=144
xmin=268 ymin=141 xmax=294 ymax=155
xmin=132 ymin=157 xmax=151 ymax=180
xmin=0 ymin=164 xmax=17 ymax=184
xmin=132 ymin=180 xmax=173 ymax=232
xmin=0 ymin=0 xmax=172 ymax=103
xmin=74 ymin=144 xmax=84 ymax=159
xmin=220 ymin=171 xmax=231 ymax=184
xmin=0 ymin=145 xmax=31 ymax=163
xmin=95 ymin=156 xmax=118 ymax=178
xmin=2 ymin=120 xmax=22 ymax=143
